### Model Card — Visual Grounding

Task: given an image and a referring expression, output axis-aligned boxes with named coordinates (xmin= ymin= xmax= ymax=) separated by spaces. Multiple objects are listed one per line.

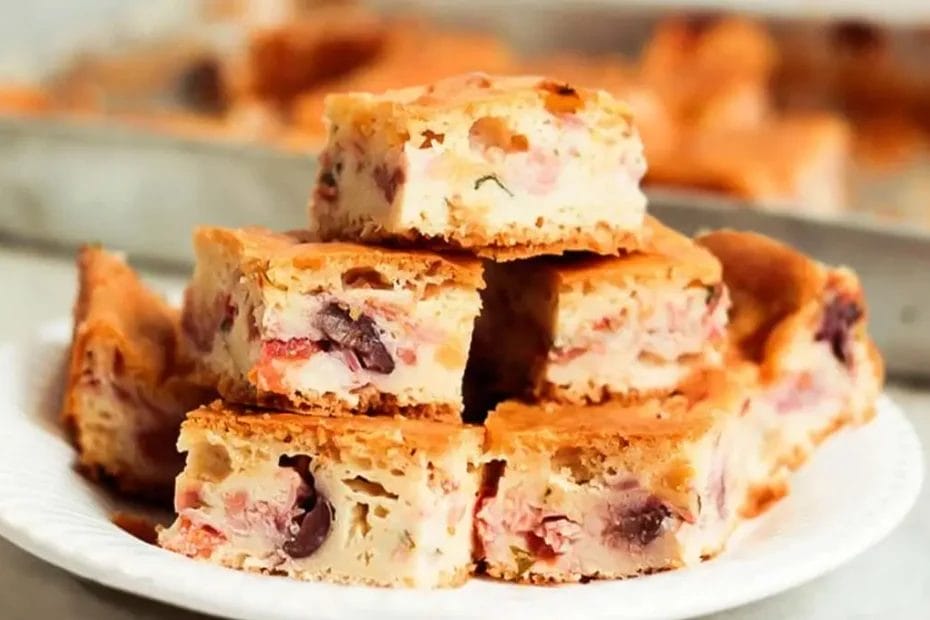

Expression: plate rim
xmin=0 ymin=326 xmax=923 ymax=620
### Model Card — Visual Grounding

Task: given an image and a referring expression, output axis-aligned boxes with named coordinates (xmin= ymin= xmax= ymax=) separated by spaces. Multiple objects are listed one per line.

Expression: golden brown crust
xmin=534 ymin=383 xmax=679 ymax=407
xmin=542 ymin=217 xmax=721 ymax=287
xmin=208 ymin=553 xmax=472 ymax=588
xmin=483 ymin=561 xmax=681 ymax=584
xmin=697 ymin=230 xmax=824 ymax=354
xmin=322 ymin=219 xmax=645 ymax=262
xmin=474 ymin=226 xmax=644 ymax=261
xmin=186 ymin=401 xmax=483 ymax=458
xmin=485 ymin=367 xmax=750 ymax=453
xmin=194 ymin=226 xmax=484 ymax=287
xmin=212 ymin=372 xmax=462 ymax=424
xmin=62 ymin=247 xmax=213 ymax=501
xmin=66 ymin=246 xmax=182 ymax=391
xmin=866 ymin=338 xmax=886 ymax=389
xmin=325 ymin=73 xmax=636 ymax=126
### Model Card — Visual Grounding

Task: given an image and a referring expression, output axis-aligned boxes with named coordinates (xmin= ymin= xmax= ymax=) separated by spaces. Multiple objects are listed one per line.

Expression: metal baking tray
xmin=649 ymin=190 xmax=930 ymax=379
xmin=2 ymin=115 xmax=929 ymax=377
xmin=1 ymin=4 xmax=929 ymax=376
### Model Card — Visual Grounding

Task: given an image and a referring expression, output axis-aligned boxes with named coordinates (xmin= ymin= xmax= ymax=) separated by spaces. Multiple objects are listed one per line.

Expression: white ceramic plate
xmin=0 ymin=321 xmax=922 ymax=620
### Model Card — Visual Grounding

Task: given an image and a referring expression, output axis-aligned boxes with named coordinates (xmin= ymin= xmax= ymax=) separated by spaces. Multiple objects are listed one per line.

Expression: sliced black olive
xmin=279 ymin=454 xmax=333 ymax=559
xmin=316 ymin=303 xmax=395 ymax=373
xmin=815 ymin=296 xmax=863 ymax=367
xmin=608 ymin=496 xmax=671 ymax=547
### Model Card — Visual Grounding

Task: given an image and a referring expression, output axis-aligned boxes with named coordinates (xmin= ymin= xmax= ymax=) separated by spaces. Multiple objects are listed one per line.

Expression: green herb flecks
xmin=510 ymin=546 xmax=535 ymax=577
xmin=474 ymin=174 xmax=513 ymax=197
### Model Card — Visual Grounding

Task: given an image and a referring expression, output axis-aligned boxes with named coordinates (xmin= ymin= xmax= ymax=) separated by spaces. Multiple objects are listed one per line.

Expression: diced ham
xmin=176 ymin=485 xmax=203 ymax=511
xmin=165 ymin=517 xmax=226 ymax=559
xmin=255 ymin=338 xmax=325 ymax=392
xmin=396 ymin=347 xmax=417 ymax=365
xmin=532 ymin=516 xmax=582 ymax=555
xmin=521 ymin=149 xmax=561 ymax=196
xmin=261 ymin=338 xmax=322 ymax=360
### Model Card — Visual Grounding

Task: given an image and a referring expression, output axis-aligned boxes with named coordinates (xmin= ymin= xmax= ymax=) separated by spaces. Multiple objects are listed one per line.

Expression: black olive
xmin=316 ymin=303 xmax=395 ymax=373
xmin=283 ymin=497 xmax=333 ymax=559
xmin=815 ymin=296 xmax=863 ymax=367
xmin=608 ymin=496 xmax=671 ymax=547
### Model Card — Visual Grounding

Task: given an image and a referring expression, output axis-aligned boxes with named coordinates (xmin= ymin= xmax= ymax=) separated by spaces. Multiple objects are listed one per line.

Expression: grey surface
xmin=651 ymin=196 xmax=930 ymax=378
xmin=3 ymin=3 xmax=930 ymax=377
xmin=0 ymin=244 xmax=928 ymax=620
xmin=0 ymin=116 xmax=315 ymax=266
xmin=4 ymin=116 xmax=930 ymax=377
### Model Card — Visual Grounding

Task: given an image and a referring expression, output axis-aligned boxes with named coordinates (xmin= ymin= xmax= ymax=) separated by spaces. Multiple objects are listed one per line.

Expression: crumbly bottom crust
xmin=202 ymin=554 xmax=472 ymax=588
xmin=481 ymin=558 xmax=690 ymax=584
xmin=317 ymin=221 xmax=645 ymax=262
xmin=535 ymin=383 xmax=677 ymax=407
xmin=215 ymin=375 xmax=462 ymax=424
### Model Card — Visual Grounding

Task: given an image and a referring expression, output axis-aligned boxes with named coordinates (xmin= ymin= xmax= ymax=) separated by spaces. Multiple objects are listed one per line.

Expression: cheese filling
xmin=202 ymin=283 xmax=476 ymax=408
xmin=475 ymin=416 xmax=755 ymax=582
xmin=159 ymin=439 xmax=478 ymax=587
xmin=545 ymin=285 xmax=729 ymax=393
xmin=315 ymin=106 xmax=647 ymax=243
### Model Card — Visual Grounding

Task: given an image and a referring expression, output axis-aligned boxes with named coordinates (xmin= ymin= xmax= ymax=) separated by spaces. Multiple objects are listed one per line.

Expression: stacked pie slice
xmin=60 ymin=73 xmax=882 ymax=588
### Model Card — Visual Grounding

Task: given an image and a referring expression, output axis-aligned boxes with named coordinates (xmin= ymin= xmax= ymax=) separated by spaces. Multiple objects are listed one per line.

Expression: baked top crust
xmin=549 ymin=217 xmax=721 ymax=287
xmin=185 ymin=400 xmax=484 ymax=457
xmin=485 ymin=367 xmax=751 ymax=453
xmin=193 ymin=226 xmax=484 ymax=288
xmin=324 ymin=72 xmax=636 ymax=125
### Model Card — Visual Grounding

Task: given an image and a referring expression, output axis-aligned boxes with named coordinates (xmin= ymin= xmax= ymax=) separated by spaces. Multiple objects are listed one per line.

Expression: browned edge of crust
xmin=550 ymin=217 xmax=722 ymax=286
xmin=62 ymin=246 xmax=213 ymax=501
xmin=63 ymin=247 xmax=170 ymax=440
xmin=194 ymin=225 xmax=484 ymax=288
xmin=323 ymin=73 xmax=637 ymax=130
xmin=534 ymin=382 xmax=678 ymax=407
xmin=697 ymin=229 xmax=826 ymax=363
xmin=318 ymin=221 xmax=645 ymax=262
xmin=185 ymin=400 xmax=482 ymax=458
xmin=210 ymin=553 xmax=473 ymax=588
xmin=212 ymin=372 xmax=462 ymax=424
xmin=482 ymin=559 xmax=682 ymax=584
xmin=485 ymin=366 xmax=749 ymax=452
